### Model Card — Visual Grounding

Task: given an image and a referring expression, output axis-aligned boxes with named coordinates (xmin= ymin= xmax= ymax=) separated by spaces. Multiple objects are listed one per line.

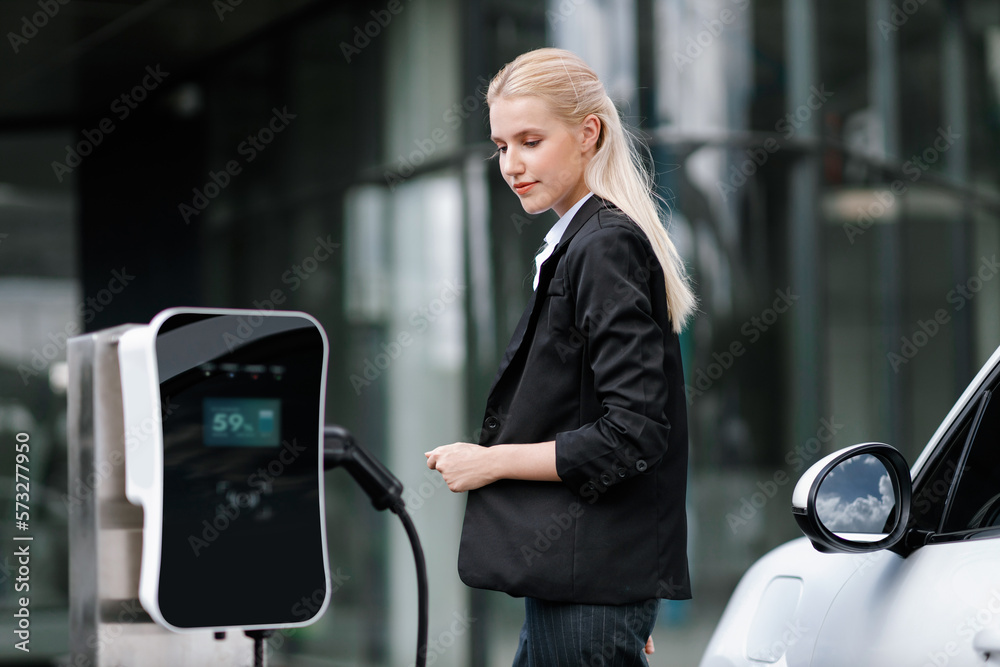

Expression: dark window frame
xmin=915 ymin=363 xmax=1000 ymax=544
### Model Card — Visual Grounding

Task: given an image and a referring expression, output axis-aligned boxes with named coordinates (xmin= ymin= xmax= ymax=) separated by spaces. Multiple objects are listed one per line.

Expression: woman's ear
xmin=580 ymin=113 xmax=601 ymax=154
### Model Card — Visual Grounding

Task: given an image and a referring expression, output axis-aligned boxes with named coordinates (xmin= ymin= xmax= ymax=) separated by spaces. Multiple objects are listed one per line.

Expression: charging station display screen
xmin=203 ymin=398 xmax=281 ymax=447
xmin=152 ymin=312 xmax=328 ymax=630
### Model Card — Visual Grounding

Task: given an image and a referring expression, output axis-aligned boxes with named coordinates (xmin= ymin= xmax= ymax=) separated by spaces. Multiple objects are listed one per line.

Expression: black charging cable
xmin=239 ymin=428 xmax=428 ymax=667
xmin=323 ymin=425 xmax=429 ymax=667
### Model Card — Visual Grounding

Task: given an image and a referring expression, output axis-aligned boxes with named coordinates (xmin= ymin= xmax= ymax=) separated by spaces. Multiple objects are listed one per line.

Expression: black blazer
xmin=458 ymin=196 xmax=691 ymax=604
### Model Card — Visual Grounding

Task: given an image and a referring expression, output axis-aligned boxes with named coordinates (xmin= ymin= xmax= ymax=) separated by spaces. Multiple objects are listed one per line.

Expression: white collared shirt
xmin=532 ymin=192 xmax=593 ymax=291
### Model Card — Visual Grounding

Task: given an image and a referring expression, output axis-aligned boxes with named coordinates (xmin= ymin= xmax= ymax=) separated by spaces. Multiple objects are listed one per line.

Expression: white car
xmin=700 ymin=344 xmax=1000 ymax=667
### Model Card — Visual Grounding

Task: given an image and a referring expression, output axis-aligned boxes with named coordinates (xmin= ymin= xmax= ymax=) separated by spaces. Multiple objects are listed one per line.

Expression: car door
xmin=808 ymin=368 xmax=1000 ymax=667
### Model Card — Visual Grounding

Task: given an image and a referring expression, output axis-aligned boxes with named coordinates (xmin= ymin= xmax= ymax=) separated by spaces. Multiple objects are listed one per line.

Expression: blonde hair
xmin=488 ymin=48 xmax=696 ymax=333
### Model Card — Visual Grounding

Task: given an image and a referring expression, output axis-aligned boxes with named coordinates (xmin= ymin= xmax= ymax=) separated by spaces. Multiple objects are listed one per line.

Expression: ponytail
xmin=586 ymin=95 xmax=697 ymax=333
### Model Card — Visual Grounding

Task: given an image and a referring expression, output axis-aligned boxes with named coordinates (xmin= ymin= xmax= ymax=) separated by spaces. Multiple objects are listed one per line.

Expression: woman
xmin=426 ymin=47 xmax=695 ymax=665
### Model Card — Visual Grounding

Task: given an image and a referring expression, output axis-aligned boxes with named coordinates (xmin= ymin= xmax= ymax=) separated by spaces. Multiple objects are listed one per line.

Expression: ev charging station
xmin=67 ymin=308 xmax=427 ymax=666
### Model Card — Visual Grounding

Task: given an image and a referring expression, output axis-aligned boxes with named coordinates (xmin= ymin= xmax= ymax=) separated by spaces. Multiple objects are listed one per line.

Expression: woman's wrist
xmin=488 ymin=442 xmax=559 ymax=483
xmin=480 ymin=444 xmax=505 ymax=483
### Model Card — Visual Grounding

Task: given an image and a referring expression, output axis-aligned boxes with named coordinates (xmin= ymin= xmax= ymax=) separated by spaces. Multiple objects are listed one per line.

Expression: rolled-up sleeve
xmin=554 ymin=224 xmax=672 ymax=496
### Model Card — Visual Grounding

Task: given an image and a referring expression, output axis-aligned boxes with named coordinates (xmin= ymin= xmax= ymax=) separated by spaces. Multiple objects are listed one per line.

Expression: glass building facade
xmin=0 ymin=0 xmax=998 ymax=664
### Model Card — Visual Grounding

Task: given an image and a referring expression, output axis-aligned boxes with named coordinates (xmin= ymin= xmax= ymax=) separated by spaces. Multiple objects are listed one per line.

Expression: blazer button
xmin=484 ymin=416 xmax=500 ymax=430
xmin=600 ymin=473 xmax=612 ymax=486
xmin=616 ymin=467 xmax=627 ymax=478
xmin=635 ymin=460 xmax=648 ymax=472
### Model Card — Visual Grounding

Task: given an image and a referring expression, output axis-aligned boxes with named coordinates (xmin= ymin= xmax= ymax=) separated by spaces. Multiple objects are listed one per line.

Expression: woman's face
xmin=489 ymin=96 xmax=597 ymax=217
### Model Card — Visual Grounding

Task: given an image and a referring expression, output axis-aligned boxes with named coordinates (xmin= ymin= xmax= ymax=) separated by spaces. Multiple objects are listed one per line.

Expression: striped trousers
xmin=512 ymin=597 xmax=660 ymax=667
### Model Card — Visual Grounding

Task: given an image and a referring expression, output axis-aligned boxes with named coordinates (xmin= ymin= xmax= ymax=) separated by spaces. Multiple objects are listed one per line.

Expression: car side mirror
xmin=791 ymin=442 xmax=912 ymax=554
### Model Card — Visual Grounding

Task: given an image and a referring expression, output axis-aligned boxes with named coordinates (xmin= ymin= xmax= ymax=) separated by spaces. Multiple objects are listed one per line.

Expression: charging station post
xmin=68 ymin=308 xmax=427 ymax=666
xmin=68 ymin=325 xmax=253 ymax=666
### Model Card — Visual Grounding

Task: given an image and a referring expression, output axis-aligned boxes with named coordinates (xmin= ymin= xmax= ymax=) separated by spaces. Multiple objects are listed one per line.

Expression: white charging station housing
xmin=118 ymin=307 xmax=331 ymax=633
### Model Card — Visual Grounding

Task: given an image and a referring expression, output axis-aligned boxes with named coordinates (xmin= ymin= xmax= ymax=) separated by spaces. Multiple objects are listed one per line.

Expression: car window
xmin=909 ymin=408 xmax=973 ymax=534
xmin=941 ymin=390 xmax=1000 ymax=533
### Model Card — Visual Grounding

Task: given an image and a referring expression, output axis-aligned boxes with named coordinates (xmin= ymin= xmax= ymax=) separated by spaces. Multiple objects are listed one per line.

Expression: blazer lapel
xmin=486 ymin=196 xmax=610 ymax=396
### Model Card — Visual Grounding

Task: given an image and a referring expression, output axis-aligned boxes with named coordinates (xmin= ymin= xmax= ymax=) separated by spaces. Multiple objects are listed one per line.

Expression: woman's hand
xmin=645 ymin=636 xmax=654 ymax=655
xmin=425 ymin=443 xmax=497 ymax=492
xmin=427 ymin=440 xmax=559 ymax=491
